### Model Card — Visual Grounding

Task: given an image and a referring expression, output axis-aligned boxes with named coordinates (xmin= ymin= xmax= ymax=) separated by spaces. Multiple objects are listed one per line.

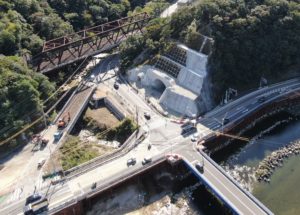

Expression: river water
xmin=213 ymin=114 xmax=300 ymax=215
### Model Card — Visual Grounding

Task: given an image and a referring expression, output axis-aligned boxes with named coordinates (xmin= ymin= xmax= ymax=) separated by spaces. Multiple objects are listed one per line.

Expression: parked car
xmin=181 ymin=125 xmax=197 ymax=136
xmin=39 ymin=139 xmax=49 ymax=150
xmin=51 ymin=176 xmax=62 ymax=185
xmin=53 ymin=131 xmax=63 ymax=142
xmin=142 ymin=156 xmax=152 ymax=165
xmin=127 ymin=158 xmax=136 ymax=166
xmin=25 ymin=194 xmax=42 ymax=205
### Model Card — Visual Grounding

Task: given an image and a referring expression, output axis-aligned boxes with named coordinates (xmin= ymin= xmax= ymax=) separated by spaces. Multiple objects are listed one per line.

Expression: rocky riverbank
xmin=256 ymin=140 xmax=300 ymax=182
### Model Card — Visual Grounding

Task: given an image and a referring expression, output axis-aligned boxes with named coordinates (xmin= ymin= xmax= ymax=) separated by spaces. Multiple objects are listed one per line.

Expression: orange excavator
xmin=57 ymin=112 xmax=70 ymax=130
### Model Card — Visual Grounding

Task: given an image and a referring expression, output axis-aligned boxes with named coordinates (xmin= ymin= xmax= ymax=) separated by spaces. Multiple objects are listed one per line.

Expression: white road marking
xmin=204 ymin=166 xmax=257 ymax=215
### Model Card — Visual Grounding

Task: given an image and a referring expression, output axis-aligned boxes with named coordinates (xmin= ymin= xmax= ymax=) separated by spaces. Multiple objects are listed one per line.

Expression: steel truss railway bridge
xmin=31 ymin=12 xmax=150 ymax=73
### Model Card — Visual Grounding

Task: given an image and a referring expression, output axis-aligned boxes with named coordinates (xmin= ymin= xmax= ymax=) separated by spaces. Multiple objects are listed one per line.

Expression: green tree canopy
xmin=0 ymin=56 xmax=55 ymax=141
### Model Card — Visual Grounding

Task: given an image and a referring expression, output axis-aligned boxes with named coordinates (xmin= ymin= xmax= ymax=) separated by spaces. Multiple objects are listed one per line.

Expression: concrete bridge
xmin=179 ymin=148 xmax=273 ymax=215
xmin=46 ymin=147 xmax=274 ymax=215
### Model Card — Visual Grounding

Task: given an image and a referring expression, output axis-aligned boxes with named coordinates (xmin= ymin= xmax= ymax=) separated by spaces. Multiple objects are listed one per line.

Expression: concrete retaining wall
xmin=104 ymin=98 xmax=125 ymax=120
xmin=160 ymin=88 xmax=198 ymax=117
xmin=67 ymin=86 xmax=96 ymax=134
xmin=177 ymin=67 xmax=204 ymax=94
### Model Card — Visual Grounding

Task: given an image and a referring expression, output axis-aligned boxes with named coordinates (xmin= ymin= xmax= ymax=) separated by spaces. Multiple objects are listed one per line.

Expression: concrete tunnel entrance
xmin=152 ymin=79 xmax=166 ymax=98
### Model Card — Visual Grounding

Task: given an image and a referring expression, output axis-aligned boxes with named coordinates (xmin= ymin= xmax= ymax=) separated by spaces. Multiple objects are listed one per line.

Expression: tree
xmin=185 ymin=20 xmax=202 ymax=50
xmin=0 ymin=56 xmax=55 ymax=143
xmin=119 ymin=35 xmax=145 ymax=70
xmin=0 ymin=30 xmax=17 ymax=55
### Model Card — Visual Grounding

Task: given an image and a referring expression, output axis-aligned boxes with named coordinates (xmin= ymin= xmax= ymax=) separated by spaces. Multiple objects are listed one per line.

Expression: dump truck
xmin=24 ymin=198 xmax=48 ymax=215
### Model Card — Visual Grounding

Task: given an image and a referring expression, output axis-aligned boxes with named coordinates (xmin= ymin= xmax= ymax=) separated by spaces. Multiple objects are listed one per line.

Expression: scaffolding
xmin=154 ymin=57 xmax=181 ymax=78
xmin=164 ymin=45 xmax=187 ymax=66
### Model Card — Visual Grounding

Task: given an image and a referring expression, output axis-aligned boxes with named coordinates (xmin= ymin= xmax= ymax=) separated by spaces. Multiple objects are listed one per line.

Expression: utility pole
xmin=136 ymin=105 xmax=139 ymax=137
xmin=259 ymin=77 xmax=268 ymax=88
xmin=224 ymin=89 xmax=228 ymax=104
xmin=40 ymin=104 xmax=48 ymax=129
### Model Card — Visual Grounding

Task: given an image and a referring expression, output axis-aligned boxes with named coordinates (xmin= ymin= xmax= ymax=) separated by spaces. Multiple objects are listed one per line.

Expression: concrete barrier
xmin=64 ymin=129 xmax=141 ymax=179
xmin=198 ymin=151 xmax=274 ymax=215
xmin=104 ymin=98 xmax=125 ymax=120
xmin=182 ymin=158 xmax=240 ymax=215
xmin=52 ymin=85 xmax=96 ymax=152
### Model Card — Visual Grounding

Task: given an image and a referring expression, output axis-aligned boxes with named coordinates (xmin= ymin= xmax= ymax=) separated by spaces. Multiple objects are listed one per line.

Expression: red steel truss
xmin=32 ymin=12 xmax=150 ymax=73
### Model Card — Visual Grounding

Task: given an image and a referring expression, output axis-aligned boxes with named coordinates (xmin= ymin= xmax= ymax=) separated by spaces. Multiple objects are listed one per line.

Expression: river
xmin=213 ymin=114 xmax=300 ymax=215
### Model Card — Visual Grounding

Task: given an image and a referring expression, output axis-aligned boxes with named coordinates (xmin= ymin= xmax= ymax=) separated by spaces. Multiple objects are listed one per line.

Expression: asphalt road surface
xmin=1 ymin=55 xmax=299 ymax=215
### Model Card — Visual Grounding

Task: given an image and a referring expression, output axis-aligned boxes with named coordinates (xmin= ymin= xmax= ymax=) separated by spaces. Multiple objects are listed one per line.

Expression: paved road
xmin=0 ymin=60 xmax=98 ymax=213
xmin=199 ymin=78 xmax=300 ymax=131
xmin=177 ymin=143 xmax=271 ymax=215
xmin=1 ymin=54 xmax=299 ymax=215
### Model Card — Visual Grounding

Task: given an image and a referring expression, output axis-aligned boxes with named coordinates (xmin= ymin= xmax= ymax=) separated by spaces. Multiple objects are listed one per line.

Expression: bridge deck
xmin=55 ymin=83 xmax=95 ymax=133
xmin=176 ymin=145 xmax=272 ymax=215
xmin=32 ymin=13 xmax=150 ymax=73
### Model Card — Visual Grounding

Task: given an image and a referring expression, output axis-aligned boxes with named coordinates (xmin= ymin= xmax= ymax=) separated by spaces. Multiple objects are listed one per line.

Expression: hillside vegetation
xmin=120 ymin=0 xmax=300 ymax=100
xmin=0 ymin=0 xmax=168 ymax=147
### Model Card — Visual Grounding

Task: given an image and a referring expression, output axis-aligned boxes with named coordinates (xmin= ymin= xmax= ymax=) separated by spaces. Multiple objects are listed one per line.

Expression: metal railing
xmin=198 ymin=151 xmax=274 ymax=215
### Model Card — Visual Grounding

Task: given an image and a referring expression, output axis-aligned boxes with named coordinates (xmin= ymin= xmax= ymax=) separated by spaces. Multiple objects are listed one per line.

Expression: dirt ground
xmin=85 ymin=107 xmax=120 ymax=128
xmin=44 ymin=136 xmax=115 ymax=172
xmin=43 ymin=149 xmax=62 ymax=174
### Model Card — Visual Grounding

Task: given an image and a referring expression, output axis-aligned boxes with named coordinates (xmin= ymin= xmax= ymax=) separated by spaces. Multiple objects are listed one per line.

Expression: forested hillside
xmin=1 ymin=0 xmax=300 ymax=145
xmin=121 ymin=0 xmax=300 ymax=100
xmin=172 ymin=0 xmax=300 ymax=98
xmin=0 ymin=0 xmax=168 ymax=146
xmin=201 ymin=0 xmax=300 ymax=98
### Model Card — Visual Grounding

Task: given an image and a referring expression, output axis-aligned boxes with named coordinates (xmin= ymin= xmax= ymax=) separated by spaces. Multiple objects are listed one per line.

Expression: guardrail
xmin=104 ymin=97 xmax=125 ymax=120
xmin=198 ymin=151 xmax=274 ymax=215
xmin=86 ymin=155 xmax=166 ymax=198
xmin=182 ymin=158 xmax=240 ymax=214
xmin=53 ymin=85 xmax=78 ymax=123
xmin=64 ymin=129 xmax=143 ymax=179
xmin=49 ymin=155 xmax=166 ymax=215
xmin=51 ymin=85 xmax=96 ymax=154
xmin=66 ymin=85 xmax=96 ymax=134
xmin=205 ymin=78 xmax=300 ymax=118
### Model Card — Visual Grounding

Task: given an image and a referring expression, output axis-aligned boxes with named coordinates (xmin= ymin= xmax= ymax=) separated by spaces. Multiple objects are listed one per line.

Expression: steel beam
xmin=32 ymin=12 xmax=150 ymax=73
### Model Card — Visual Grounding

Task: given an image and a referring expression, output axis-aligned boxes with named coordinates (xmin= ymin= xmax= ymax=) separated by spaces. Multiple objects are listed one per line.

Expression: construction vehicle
xmin=57 ymin=112 xmax=70 ymax=130
xmin=31 ymin=135 xmax=49 ymax=151
xmin=24 ymin=198 xmax=48 ymax=215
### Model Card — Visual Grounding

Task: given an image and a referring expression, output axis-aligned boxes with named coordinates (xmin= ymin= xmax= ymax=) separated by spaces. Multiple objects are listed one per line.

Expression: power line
xmin=0 ymin=57 xmax=90 ymax=145
xmin=0 ymin=108 xmax=42 ymax=136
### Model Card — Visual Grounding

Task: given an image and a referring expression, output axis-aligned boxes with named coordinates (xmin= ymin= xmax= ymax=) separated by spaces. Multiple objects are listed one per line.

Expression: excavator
xmin=57 ymin=112 xmax=70 ymax=130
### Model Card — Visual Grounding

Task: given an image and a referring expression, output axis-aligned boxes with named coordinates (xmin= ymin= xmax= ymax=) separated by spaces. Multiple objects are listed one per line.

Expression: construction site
xmin=128 ymin=41 xmax=214 ymax=118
